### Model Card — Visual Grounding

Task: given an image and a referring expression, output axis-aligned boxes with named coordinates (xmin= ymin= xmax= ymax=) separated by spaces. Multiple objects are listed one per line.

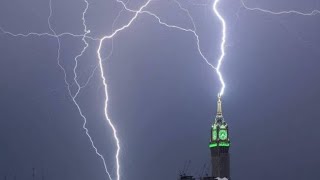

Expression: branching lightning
xmin=113 ymin=0 xmax=216 ymax=72
xmin=1 ymin=0 xmax=239 ymax=179
xmin=240 ymin=0 xmax=320 ymax=16
xmin=48 ymin=0 xmax=114 ymax=179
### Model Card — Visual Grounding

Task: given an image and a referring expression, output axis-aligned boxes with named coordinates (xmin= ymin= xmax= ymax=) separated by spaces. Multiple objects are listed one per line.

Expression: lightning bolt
xmin=48 ymin=0 xmax=114 ymax=179
xmin=0 ymin=0 xmax=114 ymax=179
xmin=212 ymin=0 xmax=320 ymax=96
xmin=240 ymin=0 xmax=320 ymax=16
xmin=1 ymin=0 xmax=234 ymax=179
xmin=96 ymin=1 xmax=155 ymax=179
xmin=113 ymin=0 xmax=216 ymax=72
xmin=119 ymin=0 xmax=225 ymax=96
xmin=213 ymin=0 xmax=227 ymax=97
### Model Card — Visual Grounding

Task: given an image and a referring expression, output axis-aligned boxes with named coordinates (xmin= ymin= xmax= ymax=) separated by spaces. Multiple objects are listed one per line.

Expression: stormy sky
xmin=1 ymin=0 xmax=320 ymax=179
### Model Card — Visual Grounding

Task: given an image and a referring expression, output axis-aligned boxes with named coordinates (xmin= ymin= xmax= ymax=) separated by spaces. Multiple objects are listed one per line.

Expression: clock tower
xmin=209 ymin=96 xmax=230 ymax=179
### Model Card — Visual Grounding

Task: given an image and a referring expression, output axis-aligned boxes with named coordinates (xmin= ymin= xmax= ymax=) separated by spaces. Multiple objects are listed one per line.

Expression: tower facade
xmin=209 ymin=96 xmax=230 ymax=179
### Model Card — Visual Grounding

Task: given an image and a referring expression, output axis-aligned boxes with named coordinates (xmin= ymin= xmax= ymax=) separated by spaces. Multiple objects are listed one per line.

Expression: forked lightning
xmin=0 ymin=0 xmax=222 ymax=180
xmin=4 ymin=0 xmax=317 ymax=179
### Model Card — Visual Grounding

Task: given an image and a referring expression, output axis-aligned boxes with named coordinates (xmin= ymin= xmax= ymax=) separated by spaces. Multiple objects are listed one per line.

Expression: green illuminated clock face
xmin=212 ymin=130 xmax=217 ymax=140
xmin=219 ymin=130 xmax=228 ymax=140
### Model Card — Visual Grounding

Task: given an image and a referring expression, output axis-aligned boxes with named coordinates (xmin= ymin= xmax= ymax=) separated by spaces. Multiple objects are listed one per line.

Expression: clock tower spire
xmin=217 ymin=95 xmax=222 ymax=116
xmin=209 ymin=96 xmax=231 ymax=179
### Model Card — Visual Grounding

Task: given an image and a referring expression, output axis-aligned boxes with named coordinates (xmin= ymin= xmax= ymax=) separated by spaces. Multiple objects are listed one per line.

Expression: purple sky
xmin=0 ymin=0 xmax=320 ymax=179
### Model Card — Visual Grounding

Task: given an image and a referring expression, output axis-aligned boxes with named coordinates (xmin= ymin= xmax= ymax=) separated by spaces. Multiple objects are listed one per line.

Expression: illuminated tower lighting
xmin=209 ymin=95 xmax=231 ymax=179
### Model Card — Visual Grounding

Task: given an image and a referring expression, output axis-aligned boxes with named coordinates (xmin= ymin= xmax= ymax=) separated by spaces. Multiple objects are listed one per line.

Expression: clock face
xmin=219 ymin=130 xmax=228 ymax=140
xmin=212 ymin=130 xmax=217 ymax=140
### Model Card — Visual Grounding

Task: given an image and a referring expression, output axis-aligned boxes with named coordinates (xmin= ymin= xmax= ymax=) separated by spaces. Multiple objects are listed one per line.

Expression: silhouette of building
xmin=209 ymin=96 xmax=230 ymax=179
xmin=179 ymin=96 xmax=231 ymax=180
